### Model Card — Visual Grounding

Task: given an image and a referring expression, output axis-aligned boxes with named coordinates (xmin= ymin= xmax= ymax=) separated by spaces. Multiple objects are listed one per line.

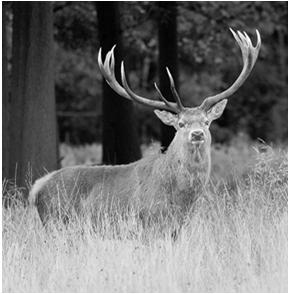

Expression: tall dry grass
xmin=2 ymin=143 xmax=288 ymax=292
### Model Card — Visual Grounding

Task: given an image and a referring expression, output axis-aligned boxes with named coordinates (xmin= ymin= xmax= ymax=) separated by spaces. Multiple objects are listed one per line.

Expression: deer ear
xmin=207 ymin=99 xmax=227 ymax=121
xmin=154 ymin=110 xmax=177 ymax=126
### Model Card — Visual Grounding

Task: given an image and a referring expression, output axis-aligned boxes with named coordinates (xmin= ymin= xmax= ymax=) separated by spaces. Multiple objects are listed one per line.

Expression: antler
xmin=200 ymin=29 xmax=261 ymax=111
xmin=98 ymin=46 xmax=183 ymax=113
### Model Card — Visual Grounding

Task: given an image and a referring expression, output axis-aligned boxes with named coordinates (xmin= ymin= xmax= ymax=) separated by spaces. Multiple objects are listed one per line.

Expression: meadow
xmin=2 ymin=140 xmax=288 ymax=292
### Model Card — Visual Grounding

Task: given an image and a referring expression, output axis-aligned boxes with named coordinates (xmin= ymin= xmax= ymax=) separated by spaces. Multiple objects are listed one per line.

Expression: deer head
xmin=98 ymin=29 xmax=261 ymax=168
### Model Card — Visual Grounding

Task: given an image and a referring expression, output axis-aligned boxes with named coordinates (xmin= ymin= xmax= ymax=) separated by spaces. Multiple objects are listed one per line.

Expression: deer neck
xmin=162 ymin=134 xmax=211 ymax=189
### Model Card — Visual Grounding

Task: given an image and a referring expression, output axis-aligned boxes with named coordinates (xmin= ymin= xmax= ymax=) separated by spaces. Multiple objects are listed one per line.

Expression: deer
xmin=29 ymin=29 xmax=261 ymax=228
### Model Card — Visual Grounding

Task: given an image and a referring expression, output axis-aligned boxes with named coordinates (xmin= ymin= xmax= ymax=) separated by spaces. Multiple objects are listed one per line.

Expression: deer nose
xmin=190 ymin=130 xmax=204 ymax=142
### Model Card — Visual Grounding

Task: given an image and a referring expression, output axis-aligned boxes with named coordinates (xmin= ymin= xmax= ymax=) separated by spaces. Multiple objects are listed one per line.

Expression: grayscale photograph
xmin=2 ymin=1 xmax=288 ymax=292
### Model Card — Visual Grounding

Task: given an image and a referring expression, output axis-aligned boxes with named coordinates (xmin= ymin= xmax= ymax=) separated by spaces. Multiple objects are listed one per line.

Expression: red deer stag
xmin=29 ymin=29 xmax=261 ymax=226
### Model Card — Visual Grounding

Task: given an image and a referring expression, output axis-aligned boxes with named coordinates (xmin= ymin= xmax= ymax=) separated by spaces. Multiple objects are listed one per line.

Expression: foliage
xmin=53 ymin=2 xmax=287 ymax=144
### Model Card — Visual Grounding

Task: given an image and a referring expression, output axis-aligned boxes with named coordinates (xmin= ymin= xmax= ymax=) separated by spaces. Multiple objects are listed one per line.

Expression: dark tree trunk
xmin=9 ymin=2 xmax=58 ymax=193
xmin=158 ymin=2 xmax=179 ymax=150
xmin=96 ymin=2 xmax=141 ymax=164
xmin=2 ymin=3 xmax=10 ymax=180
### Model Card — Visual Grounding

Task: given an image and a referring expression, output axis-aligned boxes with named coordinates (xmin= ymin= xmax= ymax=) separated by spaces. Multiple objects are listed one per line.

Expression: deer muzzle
xmin=190 ymin=130 xmax=205 ymax=144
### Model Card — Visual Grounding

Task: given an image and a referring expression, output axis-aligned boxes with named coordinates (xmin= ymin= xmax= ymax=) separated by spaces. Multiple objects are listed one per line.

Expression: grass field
xmin=2 ymin=142 xmax=288 ymax=292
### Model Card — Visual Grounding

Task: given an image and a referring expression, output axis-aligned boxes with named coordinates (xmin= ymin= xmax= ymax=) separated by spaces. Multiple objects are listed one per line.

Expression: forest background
xmin=2 ymin=1 xmax=288 ymax=191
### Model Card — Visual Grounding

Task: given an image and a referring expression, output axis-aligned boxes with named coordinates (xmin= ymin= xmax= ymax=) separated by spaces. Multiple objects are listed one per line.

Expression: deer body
xmin=32 ymin=126 xmax=210 ymax=225
xmin=29 ymin=29 xmax=261 ymax=225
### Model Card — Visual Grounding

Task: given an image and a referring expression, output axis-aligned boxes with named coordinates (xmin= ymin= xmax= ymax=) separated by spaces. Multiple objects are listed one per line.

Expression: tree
xmin=2 ymin=3 xmax=9 ymax=180
xmin=96 ymin=2 xmax=141 ymax=164
xmin=9 ymin=2 xmax=58 ymax=193
xmin=157 ymin=2 xmax=179 ymax=150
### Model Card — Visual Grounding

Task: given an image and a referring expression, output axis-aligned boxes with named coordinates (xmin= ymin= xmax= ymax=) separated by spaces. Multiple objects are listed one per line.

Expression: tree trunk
xmin=96 ymin=2 xmax=141 ymax=164
xmin=2 ymin=3 xmax=10 ymax=180
xmin=158 ymin=2 xmax=179 ymax=150
xmin=10 ymin=2 xmax=58 ymax=192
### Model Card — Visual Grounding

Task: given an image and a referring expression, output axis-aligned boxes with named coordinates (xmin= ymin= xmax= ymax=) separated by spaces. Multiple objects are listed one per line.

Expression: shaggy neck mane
xmin=153 ymin=134 xmax=211 ymax=193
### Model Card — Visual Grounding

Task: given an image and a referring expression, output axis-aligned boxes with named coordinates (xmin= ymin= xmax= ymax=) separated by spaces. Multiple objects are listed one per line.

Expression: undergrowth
xmin=2 ymin=144 xmax=288 ymax=292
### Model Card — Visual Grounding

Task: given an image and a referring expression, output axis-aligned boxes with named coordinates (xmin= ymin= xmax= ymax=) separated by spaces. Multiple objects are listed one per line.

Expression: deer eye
xmin=178 ymin=121 xmax=185 ymax=128
xmin=205 ymin=120 xmax=209 ymax=126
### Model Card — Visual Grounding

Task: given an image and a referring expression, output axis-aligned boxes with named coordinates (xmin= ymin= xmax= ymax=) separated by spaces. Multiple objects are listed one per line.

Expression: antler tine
xmin=98 ymin=46 xmax=131 ymax=99
xmin=166 ymin=67 xmax=184 ymax=111
xmin=200 ymin=29 xmax=261 ymax=111
xmin=120 ymin=62 xmax=179 ymax=112
xmin=154 ymin=82 xmax=180 ymax=113
xmin=98 ymin=46 xmax=180 ymax=112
